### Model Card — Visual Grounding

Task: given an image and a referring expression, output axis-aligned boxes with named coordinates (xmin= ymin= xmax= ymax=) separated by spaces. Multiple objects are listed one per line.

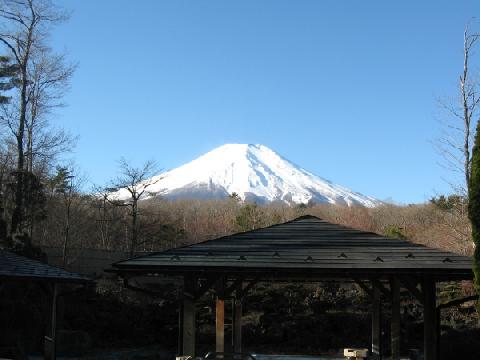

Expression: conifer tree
xmin=235 ymin=203 xmax=264 ymax=231
xmin=0 ymin=55 xmax=18 ymax=104
xmin=468 ymin=120 xmax=480 ymax=294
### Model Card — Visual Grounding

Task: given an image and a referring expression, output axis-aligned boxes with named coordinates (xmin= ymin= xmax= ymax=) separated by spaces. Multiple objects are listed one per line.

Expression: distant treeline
xmin=29 ymin=194 xmax=472 ymax=268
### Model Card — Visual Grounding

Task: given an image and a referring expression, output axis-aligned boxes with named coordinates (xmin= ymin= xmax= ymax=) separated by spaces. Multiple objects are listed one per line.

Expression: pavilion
xmin=112 ymin=215 xmax=474 ymax=360
xmin=0 ymin=249 xmax=91 ymax=360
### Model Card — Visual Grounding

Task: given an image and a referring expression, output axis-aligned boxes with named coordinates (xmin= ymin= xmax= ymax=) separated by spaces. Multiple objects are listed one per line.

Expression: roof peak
xmin=293 ymin=215 xmax=322 ymax=221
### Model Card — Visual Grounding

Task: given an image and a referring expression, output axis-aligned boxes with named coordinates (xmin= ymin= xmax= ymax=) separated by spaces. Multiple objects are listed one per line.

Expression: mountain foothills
xmin=112 ymin=144 xmax=379 ymax=207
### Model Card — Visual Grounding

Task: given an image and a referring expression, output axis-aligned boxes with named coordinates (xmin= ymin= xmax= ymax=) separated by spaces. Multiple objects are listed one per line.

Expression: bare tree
xmin=0 ymin=0 xmax=72 ymax=238
xmin=93 ymin=190 xmax=112 ymax=249
xmin=25 ymin=50 xmax=76 ymax=174
xmin=434 ymin=23 xmax=479 ymax=249
xmin=108 ymin=158 xmax=159 ymax=257
xmin=51 ymin=164 xmax=85 ymax=266
xmin=437 ymin=23 xmax=480 ymax=196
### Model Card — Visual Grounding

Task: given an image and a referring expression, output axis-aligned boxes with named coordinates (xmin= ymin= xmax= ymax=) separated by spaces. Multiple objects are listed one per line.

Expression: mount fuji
xmin=113 ymin=144 xmax=379 ymax=207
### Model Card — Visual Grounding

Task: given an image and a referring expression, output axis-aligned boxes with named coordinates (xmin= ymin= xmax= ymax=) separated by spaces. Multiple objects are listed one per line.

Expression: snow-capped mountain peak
xmin=113 ymin=144 xmax=379 ymax=207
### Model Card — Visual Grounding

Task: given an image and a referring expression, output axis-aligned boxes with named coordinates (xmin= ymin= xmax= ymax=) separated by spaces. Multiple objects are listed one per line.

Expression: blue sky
xmin=51 ymin=0 xmax=478 ymax=204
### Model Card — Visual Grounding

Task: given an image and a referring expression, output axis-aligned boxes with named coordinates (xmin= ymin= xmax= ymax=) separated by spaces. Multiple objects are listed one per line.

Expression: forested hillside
xmin=32 ymin=194 xmax=474 ymax=263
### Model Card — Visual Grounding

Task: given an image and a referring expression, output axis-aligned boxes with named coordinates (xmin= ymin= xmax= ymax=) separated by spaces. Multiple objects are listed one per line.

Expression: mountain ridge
xmin=113 ymin=144 xmax=380 ymax=207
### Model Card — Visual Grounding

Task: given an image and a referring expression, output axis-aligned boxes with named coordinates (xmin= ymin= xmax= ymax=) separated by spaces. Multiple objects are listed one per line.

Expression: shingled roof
xmin=113 ymin=215 xmax=473 ymax=281
xmin=0 ymin=250 xmax=90 ymax=283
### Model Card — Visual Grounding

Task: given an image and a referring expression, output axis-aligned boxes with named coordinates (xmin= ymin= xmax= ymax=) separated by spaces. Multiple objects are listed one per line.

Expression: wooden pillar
xmin=233 ymin=298 xmax=243 ymax=353
xmin=216 ymin=298 xmax=225 ymax=353
xmin=182 ymin=276 xmax=196 ymax=357
xmin=423 ymin=278 xmax=437 ymax=360
xmin=178 ymin=302 xmax=184 ymax=355
xmin=44 ymin=282 xmax=58 ymax=360
xmin=390 ymin=278 xmax=401 ymax=360
xmin=216 ymin=277 xmax=225 ymax=354
xmin=371 ymin=284 xmax=382 ymax=359
xmin=436 ymin=307 xmax=441 ymax=358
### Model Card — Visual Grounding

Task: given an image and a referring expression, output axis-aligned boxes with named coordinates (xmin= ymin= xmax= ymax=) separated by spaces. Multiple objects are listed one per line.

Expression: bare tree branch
xmin=436 ymin=22 xmax=479 ymax=196
xmin=106 ymin=158 xmax=161 ymax=257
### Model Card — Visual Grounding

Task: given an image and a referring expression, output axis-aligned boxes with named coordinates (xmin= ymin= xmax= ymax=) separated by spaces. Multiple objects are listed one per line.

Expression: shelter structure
xmin=0 ymin=250 xmax=91 ymax=359
xmin=112 ymin=215 xmax=474 ymax=360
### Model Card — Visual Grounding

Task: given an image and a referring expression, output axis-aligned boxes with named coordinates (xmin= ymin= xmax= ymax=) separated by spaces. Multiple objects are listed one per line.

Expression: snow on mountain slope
xmin=112 ymin=144 xmax=380 ymax=207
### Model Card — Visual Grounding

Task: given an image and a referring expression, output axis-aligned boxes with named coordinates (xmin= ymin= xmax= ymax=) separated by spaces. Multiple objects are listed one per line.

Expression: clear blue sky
xmin=51 ymin=0 xmax=478 ymax=204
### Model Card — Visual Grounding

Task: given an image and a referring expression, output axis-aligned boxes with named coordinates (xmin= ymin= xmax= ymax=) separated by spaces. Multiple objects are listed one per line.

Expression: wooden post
xmin=436 ymin=307 xmax=441 ymax=358
xmin=233 ymin=298 xmax=243 ymax=353
xmin=216 ymin=277 xmax=225 ymax=354
xmin=216 ymin=298 xmax=225 ymax=353
xmin=56 ymin=294 xmax=65 ymax=331
xmin=423 ymin=278 xmax=437 ymax=360
xmin=371 ymin=284 xmax=382 ymax=359
xmin=390 ymin=278 xmax=401 ymax=360
xmin=178 ymin=302 xmax=184 ymax=355
xmin=44 ymin=282 xmax=58 ymax=360
xmin=182 ymin=276 xmax=196 ymax=357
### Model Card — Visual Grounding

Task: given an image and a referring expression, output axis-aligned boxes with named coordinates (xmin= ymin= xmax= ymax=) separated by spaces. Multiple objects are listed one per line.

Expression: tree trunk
xmin=62 ymin=198 xmax=71 ymax=268
xmin=130 ymin=200 xmax=137 ymax=257
xmin=11 ymin=63 xmax=28 ymax=235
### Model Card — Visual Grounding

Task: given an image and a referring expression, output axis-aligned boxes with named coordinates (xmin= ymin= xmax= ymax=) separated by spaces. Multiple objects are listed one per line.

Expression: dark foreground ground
xmin=2 ymin=280 xmax=479 ymax=360
xmin=28 ymin=352 xmax=344 ymax=360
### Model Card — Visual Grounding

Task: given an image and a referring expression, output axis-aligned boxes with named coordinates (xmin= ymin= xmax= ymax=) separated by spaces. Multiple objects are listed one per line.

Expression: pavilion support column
xmin=436 ymin=307 xmax=441 ymax=358
xmin=182 ymin=275 xmax=197 ymax=358
xmin=390 ymin=278 xmax=401 ymax=360
xmin=44 ymin=282 xmax=58 ymax=360
xmin=216 ymin=277 xmax=226 ymax=354
xmin=371 ymin=284 xmax=382 ymax=359
xmin=56 ymin=294 xmax=65 ymax=332
xmin=423 ymin=278 xmax=438 ymax=360
xmin=233 ymin=295 xmax=243 ymax=353
xmin=178 ymin=302 xmax=184 ymax=355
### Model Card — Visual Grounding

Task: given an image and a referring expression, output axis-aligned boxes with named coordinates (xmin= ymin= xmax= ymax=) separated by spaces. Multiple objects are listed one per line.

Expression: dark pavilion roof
xmin=112 ymin=216 xmax=473 ymax=280
xmin=0 ymin=250 xmax=91 ymax=283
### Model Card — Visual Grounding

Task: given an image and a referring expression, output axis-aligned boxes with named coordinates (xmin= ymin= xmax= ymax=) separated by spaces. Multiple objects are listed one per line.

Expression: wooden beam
xmin=44 ymin=283 xmax=58 ymax=360
xmin=371 ymin=285 xmax=382 ymax=359
xmin=354 ymin=278 xmax=373 ymax=297
xmin=423 ymin=278 xmax=438 ymax=360
xmin=182 ymin=276 xmax=197 ymax=357
xmin=390 ymin=278 xmax=401 ymax=360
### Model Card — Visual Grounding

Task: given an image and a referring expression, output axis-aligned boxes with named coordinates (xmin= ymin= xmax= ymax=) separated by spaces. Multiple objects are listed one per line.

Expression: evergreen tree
xmin=229 ymin=192 xmax=241 ymax=202
xmin=52 ymin=166 xmax=75 ymax=266
xmin=468 ymin=120 xmax=480 ymax=294
xmin=235 ymin=203 xmax=264 ymax=231
xmin=0 ymin=55 xmax=18 ymax=103
xmin=430 ymin=194 xmax=467 ymax=211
